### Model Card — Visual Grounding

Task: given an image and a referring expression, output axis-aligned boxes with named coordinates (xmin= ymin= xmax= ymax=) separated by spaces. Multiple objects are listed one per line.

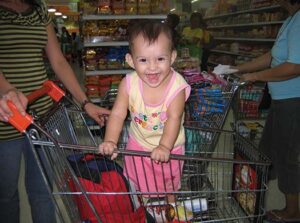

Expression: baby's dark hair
xmin=127 ymin=20 xmax=175 ymax=53
xmin=290 ymin=0 xmax=300 ymax=4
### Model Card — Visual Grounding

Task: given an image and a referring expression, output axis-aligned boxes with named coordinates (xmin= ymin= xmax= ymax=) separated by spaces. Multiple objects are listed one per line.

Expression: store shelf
xmin=208 ymin=20 xmax=284 ymax=29
xmin=210 ymin=49 xmax=256 ymax=57
xmin=204 ymin=5 xmax=281 ymax=20
xmin=82 ymin=14 xmax=166 ymax=21
xmin=85 ymin=69 xmax=132 ymax=76
xmin=214 ymin=37 xmax=276 ymax=42
xmin=84 ymin=41 xmax=129 ymax=47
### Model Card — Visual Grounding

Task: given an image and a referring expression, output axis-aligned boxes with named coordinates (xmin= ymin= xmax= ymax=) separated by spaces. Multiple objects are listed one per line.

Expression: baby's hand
xmin=98 ymin=141 xmax=118 ymax=160
xmin=151 ymin=144 xmax=171 ymax=163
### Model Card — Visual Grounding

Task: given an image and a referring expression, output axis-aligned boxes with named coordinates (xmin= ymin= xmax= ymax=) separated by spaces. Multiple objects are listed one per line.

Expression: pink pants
xmin=123 ymin=137 xmax=184 ymax=196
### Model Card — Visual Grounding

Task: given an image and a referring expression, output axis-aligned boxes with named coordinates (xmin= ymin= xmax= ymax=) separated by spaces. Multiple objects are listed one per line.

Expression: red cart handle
xmin=7 ymin=80 xmax=65 ymax=132
xmin=27 ymin=80 xmax=65 ymax=103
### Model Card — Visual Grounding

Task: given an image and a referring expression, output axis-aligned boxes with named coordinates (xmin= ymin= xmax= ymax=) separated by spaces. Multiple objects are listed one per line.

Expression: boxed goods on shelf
xmin=173 ymin=48 xmax=201 ymax=74
xmin=81 ymin=0 xmax=169 ymax=15
xmin=111 ymin=0 xmax=125 ymax=14
xmin=83 ymin=20 xmax=129 ymax=43
xmin=83 ymin=46 xmax=128 ymax=71
xmin=85 ymin=75 xmax=122 ymax=98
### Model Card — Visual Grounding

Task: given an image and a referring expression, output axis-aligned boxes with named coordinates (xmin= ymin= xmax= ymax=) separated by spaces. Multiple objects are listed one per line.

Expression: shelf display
xmin=204 ymin=0 xmax=287 ymax=66
xmin=203 ymin=0 xmax=274 ymax=146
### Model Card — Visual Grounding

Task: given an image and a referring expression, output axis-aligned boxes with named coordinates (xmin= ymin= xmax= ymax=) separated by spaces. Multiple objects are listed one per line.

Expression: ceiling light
xmin=62 ymin=15 xmax=67 ymax=19
xmin=54 ymin=12 xmax=62 ymax=16
xmin=170 ymin=8 xmax=175 ymax=12
xmin=48 ymin=8 xmax=56 ymax=13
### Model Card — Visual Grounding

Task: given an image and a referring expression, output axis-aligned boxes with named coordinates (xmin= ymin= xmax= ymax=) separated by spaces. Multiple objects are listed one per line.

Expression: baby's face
xmin=126 ymin=33 xmax=176 ymax=89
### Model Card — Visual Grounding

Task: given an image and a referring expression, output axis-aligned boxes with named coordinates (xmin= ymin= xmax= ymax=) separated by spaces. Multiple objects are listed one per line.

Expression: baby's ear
xmin=125 ymin=53 xmax=135 ymax=69
xmin=170 ymin=50 xmax=177 ymax=65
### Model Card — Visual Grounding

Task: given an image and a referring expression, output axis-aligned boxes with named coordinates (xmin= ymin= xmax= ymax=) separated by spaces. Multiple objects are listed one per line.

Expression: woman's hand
xmin=0 ymin=89 xmax=27 ymax=122
xmin=240 ymin=72 xmax=258 ymax=82
xmin=84 ymin=102 xmax=111 ymax=127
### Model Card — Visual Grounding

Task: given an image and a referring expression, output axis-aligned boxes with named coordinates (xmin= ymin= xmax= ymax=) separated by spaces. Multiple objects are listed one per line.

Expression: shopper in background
xmin=60 ymin=26 xmax=72 ymax=62
xmin=200 ymin=20 xmax=215 ymax=71
xmin=71 ymin=32 xmax=77 ymax=63
xmin=75 ymin=33 xmax=84 ymax=67
xmin=234 ymin=0 xmax=300 ymax=221
xmin=0 ymin=0 xmax=110 ymax=222
xmin=165 ymin=13 xmax=181 ymax=48
xmin=99 ymin=20 xmax=191 ymax=203
xmin=180 ymin=12 xmax=206 ymax=59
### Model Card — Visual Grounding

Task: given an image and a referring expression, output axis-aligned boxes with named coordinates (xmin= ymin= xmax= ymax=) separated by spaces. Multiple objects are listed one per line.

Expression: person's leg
xmin=77 ymin=50 xmax=83 ymax=67
xmin=23 ymin=139 xmax=56 ymax=223
xmin=0 ymin=138 xmax=23 ymax=223
xmin=267 ymin=98 xmax=300 ymax=221
xmin=268 ymin=193 xmax=300 ymax=220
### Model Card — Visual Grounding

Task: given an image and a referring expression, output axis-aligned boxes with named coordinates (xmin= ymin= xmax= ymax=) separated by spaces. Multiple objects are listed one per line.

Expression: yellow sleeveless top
xmin=126 ymin=70 xmax=191 ymax=150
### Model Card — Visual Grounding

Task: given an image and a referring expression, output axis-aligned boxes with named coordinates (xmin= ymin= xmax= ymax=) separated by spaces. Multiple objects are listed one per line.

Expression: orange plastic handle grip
xmin=7 ymin=80 xmax=65 ymax=132
xmin=7 ymin=101 xmax=33 ymax=133
xmin=27 ymin=80 xmax=65 ymax=103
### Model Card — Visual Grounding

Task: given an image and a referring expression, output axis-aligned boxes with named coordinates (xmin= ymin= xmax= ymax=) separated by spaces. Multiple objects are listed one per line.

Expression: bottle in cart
xmin=180 ymin=197 xmax=208 ymax=213
xmin=146 ymin=198 xmax=208 ymax=222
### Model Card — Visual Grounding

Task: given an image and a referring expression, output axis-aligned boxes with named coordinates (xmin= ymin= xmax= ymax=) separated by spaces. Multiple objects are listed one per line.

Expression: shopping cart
xmin=8 ymin=81 xmax=270 ymax=223
xmin=185 ymin=72 xmax=244 ymax=130
xmin=233 ymin=84 xmax=267 ymax=120
xmin=184 ymin=73 xmax=246 ymax=157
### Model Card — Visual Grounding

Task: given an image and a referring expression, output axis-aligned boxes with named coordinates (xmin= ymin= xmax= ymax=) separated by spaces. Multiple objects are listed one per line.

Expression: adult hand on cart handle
xmin=83 ymin=102 xmax=110 ymax=127
xmin=99 ymin=141 xmax=118 ymax=160
xmin=151 ymin=144 xmax=171 ymax=163
xmin=239 ymin=72 xmax=259 ymax=83
xmin=0 ymin=89 xmax=27 ymax=122
xmin=230 ymin=66 xmax=258 ymax=83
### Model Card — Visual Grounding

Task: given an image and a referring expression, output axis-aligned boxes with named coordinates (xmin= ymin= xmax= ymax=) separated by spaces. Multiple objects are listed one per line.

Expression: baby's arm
xmin=99 ymin=79 xmax=128 ymax=159
xmin=151 ymin=89 xmax=186 ymax=162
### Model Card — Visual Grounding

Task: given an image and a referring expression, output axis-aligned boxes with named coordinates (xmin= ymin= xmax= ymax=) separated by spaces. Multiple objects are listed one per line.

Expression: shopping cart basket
xmin=185 ymin=73 xmax=245 ymax=130
xmin=8 ymin=81 xmax=270 ymax=223
xmin=184 ymin=73 xmax=246 ymax=156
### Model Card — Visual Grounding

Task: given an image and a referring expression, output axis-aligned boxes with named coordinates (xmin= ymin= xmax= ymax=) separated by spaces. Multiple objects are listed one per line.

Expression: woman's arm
xmin=235 ymin=51 xmax=272 ymax=73
xmin=44 ymin=23 xmax=110 ymax=125
xmin=241 ymin=61 xmax=300 ymax=82
xmin=45 ymin=23 xmax=87 ymax=104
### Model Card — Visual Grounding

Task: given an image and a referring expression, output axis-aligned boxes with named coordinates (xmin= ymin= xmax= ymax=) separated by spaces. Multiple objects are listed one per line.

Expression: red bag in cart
xmin=67 ymin=153 xmax=146 ymax=223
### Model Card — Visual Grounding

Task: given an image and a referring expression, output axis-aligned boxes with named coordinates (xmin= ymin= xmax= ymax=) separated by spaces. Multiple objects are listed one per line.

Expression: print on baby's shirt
xmin=131 ymin=106 xmax=167 ymax=131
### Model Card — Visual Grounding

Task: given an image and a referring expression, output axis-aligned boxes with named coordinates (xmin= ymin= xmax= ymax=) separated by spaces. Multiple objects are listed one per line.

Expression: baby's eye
xmin=138 ymin=58 xmax=147 ymax=63
xmin=157 ymin=57 xmax=166 ymax=62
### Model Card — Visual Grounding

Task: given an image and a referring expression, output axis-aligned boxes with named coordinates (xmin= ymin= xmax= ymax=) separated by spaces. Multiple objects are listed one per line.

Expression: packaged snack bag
xmin=98 ymin=0 xmax=111 ymax=14
xmin=126 ymin=0 xmax=137 ymax=14
xmin=138 ymin=0 xmax=151 ymax=14
xmin=112 ymin=0 xmax=125 ymax=14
